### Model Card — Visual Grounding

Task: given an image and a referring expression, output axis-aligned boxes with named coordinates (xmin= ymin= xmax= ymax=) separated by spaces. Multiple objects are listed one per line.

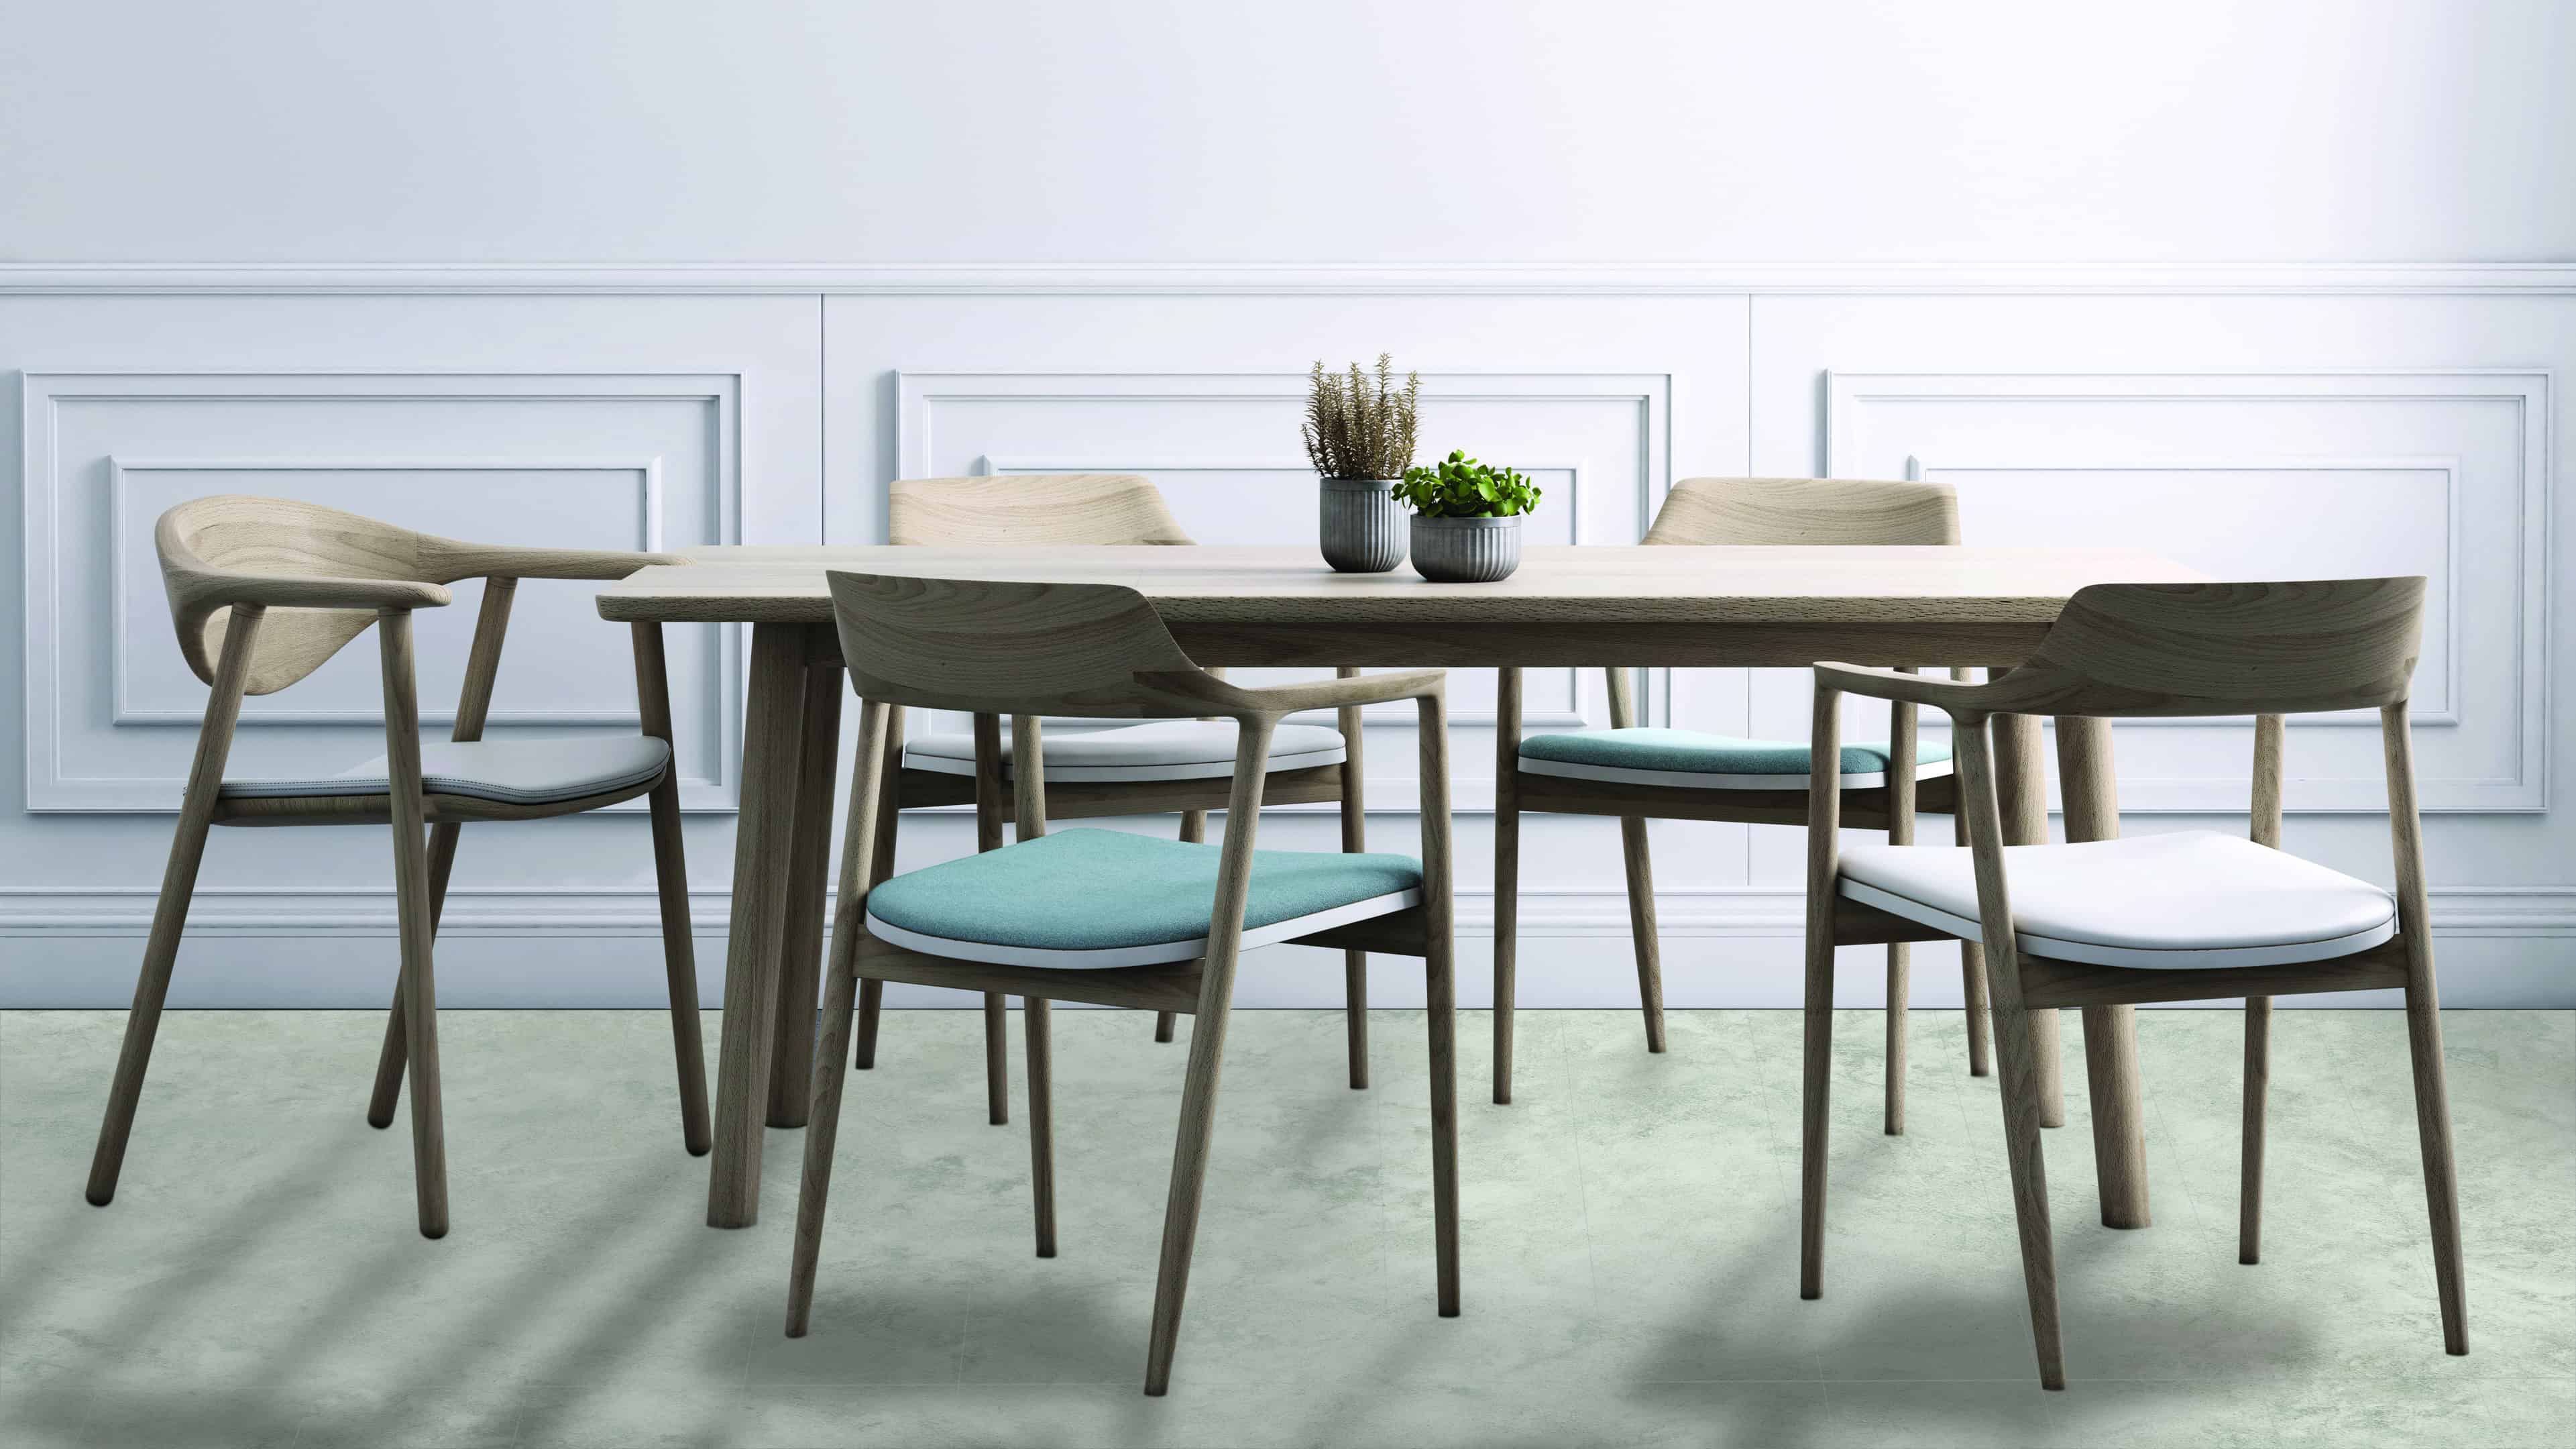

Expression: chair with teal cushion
xmin=785 ymin=569 xmax=1459 ymax=1398
xmin=856 ymin=474 xmax=1382 ymax=1130
xmin=1494 ymin=476 xmax=1993 ymax=1132
xmin=1517 ymin=728 xmax=1954 ymax=790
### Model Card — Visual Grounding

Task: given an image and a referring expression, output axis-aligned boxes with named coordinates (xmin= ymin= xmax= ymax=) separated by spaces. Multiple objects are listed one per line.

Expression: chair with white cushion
xmin=1799 ymin=576 xmax=2463 ymax=1389
xmin=786 ymin=570 xmax=1458 ymax=1397
xmin=855 ymin=474 xmax=1378 ymax=1126
xmin=87 ymin=496 xmax=706 ymax=1238
xmin=1494 ymin=477 xmax=1979 ymax=1120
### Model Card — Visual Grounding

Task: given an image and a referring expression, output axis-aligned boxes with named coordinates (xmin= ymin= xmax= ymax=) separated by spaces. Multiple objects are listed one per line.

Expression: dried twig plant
xmin=1302 ymin=354 xmax=1421 ymax=480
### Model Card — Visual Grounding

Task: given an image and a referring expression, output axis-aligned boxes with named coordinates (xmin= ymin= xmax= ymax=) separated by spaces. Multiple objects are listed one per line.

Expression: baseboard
xmin=7 ymin=882 xmax=2569 ymax=936
xmin=4 ymin=884 xmax=2568 ymax=1008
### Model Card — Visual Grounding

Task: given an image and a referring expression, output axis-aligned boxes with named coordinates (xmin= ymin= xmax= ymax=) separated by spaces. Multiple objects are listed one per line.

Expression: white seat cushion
xmin=221 ymin=737 xmax=671 ymax=806
xmin=903 ymin=720 xmax=1346 ymax=783
xmin=1838 ymin=830 xmax=2398 ymax=970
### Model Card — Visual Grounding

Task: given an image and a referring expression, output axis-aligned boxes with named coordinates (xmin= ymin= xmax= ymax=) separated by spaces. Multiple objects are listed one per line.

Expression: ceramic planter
xmin=1409 ymin=513 xmax=1522 ymax=582
xmin=1318 ymin=476 xmax=1405 ymax=573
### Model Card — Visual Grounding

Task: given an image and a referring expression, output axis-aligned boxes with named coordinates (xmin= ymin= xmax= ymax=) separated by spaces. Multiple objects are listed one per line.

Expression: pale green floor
xmin=1 ymin=1007 xmax=2569 ymax=1449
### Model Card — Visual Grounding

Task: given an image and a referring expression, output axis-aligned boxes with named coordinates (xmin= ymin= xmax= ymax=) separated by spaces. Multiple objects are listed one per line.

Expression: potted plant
xmin=1302 ymin=355 xmax=1418 ymax=573
xmin=1394 ymin=450 xmax=1541 ymax=582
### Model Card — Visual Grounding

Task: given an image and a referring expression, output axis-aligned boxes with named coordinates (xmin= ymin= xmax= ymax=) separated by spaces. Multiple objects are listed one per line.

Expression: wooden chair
xmin=1494 ymin=477 xmax=1980 ymax=1116
xmin=1799 ymin=576 xmax=2463 ymax=1389
xmin=856 ymin=474 xmax=1378 ymax=1126
xmin=86 ymin=496 xmax=707 ymax=1238
xmin=786 ymin=570 xmax=1459 ymax=1396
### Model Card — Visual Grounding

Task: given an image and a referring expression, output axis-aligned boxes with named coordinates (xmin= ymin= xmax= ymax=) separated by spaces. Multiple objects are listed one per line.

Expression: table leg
xmin=705 ymin=622 xmax=815 ymax=1228
xmin=2056 ymin=714 xmax=2151 ymax=1230
xmin=767 ymin=657 xmax=845 ymax=1127
xmin=1991 ymin=714 xmax=2066 ymax=1129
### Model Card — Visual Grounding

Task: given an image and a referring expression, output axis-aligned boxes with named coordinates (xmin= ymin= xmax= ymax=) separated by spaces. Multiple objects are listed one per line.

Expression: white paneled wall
xmin=3 ymin=275 xmax=2569 ymax=1010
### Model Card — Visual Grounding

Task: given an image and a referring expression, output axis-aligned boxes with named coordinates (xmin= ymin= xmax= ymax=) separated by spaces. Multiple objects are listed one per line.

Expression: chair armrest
xmin=1136 ymin=667 xmax=1445 ymax=717
xmin=421 ymin=537 xmax=691 ymax=582
xmin=177 ymin=570 xmax=453 ymax=614
xmin=1813 ymin=661 xmax=1987 ymax=711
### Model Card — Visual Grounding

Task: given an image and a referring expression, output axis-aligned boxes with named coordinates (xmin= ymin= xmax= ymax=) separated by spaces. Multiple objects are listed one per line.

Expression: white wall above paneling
xmin=5 ymin=4 xmax=2570 ymax=264
xmin=21 ymin=370 xmax=746 ymax=812
xmin=1821 ymin=370 xmax=2550 ymax=812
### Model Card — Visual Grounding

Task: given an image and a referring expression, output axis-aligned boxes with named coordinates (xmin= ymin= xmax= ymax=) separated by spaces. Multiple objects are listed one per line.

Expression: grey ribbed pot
xmin=1410 ymin=514 xmax=1522 ymax=582
xmin=1318 ymin=477 xmax=1405 ymax=573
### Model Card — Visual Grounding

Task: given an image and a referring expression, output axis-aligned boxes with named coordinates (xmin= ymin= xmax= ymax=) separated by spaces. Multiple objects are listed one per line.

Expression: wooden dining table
xmin=598 ymin=543 xmax=2206 ymax=1232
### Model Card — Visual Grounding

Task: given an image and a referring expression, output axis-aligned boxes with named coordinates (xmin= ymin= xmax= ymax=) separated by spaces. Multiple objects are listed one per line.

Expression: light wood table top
xmin=596 ymin=545 xmax=2209 ymax=627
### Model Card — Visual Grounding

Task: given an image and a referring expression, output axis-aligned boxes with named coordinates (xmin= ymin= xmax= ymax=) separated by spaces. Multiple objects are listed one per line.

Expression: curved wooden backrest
xmin=159 ymin=496 xmax=441 ymax=696
xmin=889 ymin=474 xmax=1194 ymax=547
xmin=1645 ymin=477 xmax=1960 ymax=546
xmin=826 ymin=570 xmax=1209 ymax=718
xmin=1992 ymin=578 xmax=2428 ymax=718
xmin=159 ymin=494 xmax=676 ymax=696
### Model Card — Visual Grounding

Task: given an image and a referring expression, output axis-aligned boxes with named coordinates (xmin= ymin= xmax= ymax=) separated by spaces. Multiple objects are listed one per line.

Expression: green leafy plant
xmin=1301 ymin=354 xmax=1420 ymax=479
xmin=1394 ymin=450 xmax=1542 ymax=518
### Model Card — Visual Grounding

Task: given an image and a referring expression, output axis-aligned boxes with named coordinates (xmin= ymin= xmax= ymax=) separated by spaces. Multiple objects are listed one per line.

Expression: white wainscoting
xmin=1 ymin=271 xmax=2568 ymax=1008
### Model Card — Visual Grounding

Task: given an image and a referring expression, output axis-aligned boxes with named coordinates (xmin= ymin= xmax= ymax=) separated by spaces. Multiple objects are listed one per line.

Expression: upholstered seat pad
xmin=904 ymin=720 xmax=1346 ymax=782
xmin=1518 ymin=728 xmax=1952 ymax=790
xmin=221 ymin=737 xmax=671 ymax=806
xmin=864 ymin=827 xmax=1422 ymax=969
xmin=1838 ymin=830 xmax=2398 ymax=969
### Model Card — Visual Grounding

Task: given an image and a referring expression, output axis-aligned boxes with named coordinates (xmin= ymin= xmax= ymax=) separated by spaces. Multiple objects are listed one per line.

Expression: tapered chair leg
xmin=1620 ymin=816 xmax=1667 ymax=1054
xmin=2239 ymin=996 xmax=2270 ymax=1264
xmin=1143 ymin=720 xmax=1275 ymax=1396
xmin=1425 ymin=933 xmax=1461 ymax=1316
xmin=853 ymin=710 xmax=905 ymax=1073
xmin=1167 ymin=804 xmax=1207 ymax=1049
xmin=91 ymin=608 xmax=262 ymax=1209
xmin=1492 ymin=667 xmax=1522 ymax=1104
xmin=2402 ymin=976 xmax=2469 ymax=1354
xmin=1797 ymin=941 xmax=1834 ymax=1299
xmin=983 ymin=996 xmax=1011 ymax=1126
xmin=1335 ymin=669 xmax=1371 ymax=1089
xmin=377 ymin=612 xmax=449 ymax=1238
xmin=788 ymin=958 xmax=863 ymax=1336
xmin=852 ymin=981 xmax=885 ymax=1068
xmin=788 ymin=698 xmax=890 ymax=1337
xmin=87 ymin=810 xmax=220 ymax=1206
xmin=1885 ymin=943 xmax=1909 ymax=1135
xmin=1797 ymin=686 xmax=1841 ymax=1301
xmin=1960 ymin=943 xmax=1994 ymax=1077
xmin=1027 ymin=998 xmax=1057 ymax=1258
xmin=1991 ymin=999 xmax=2066 ymax=1388
xmin=368 ymin=820 xmax=462 ymax=1130
xmin=647 ymin=780 xmax=712 ymax=1157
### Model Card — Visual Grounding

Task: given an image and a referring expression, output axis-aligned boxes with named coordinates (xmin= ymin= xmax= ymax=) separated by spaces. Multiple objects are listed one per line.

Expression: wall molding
xmin=5 ymin=882 xmax=2569 ymax=938
xmin=3 ymin=261 xmax=2574 ymax=295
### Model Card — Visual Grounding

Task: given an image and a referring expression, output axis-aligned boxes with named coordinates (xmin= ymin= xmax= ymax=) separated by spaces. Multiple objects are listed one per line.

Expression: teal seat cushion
xmin=865 ymin=828 xmax=1423 ymax=967
xmin=1516 ymin=728 xmax=1952 ymax=790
